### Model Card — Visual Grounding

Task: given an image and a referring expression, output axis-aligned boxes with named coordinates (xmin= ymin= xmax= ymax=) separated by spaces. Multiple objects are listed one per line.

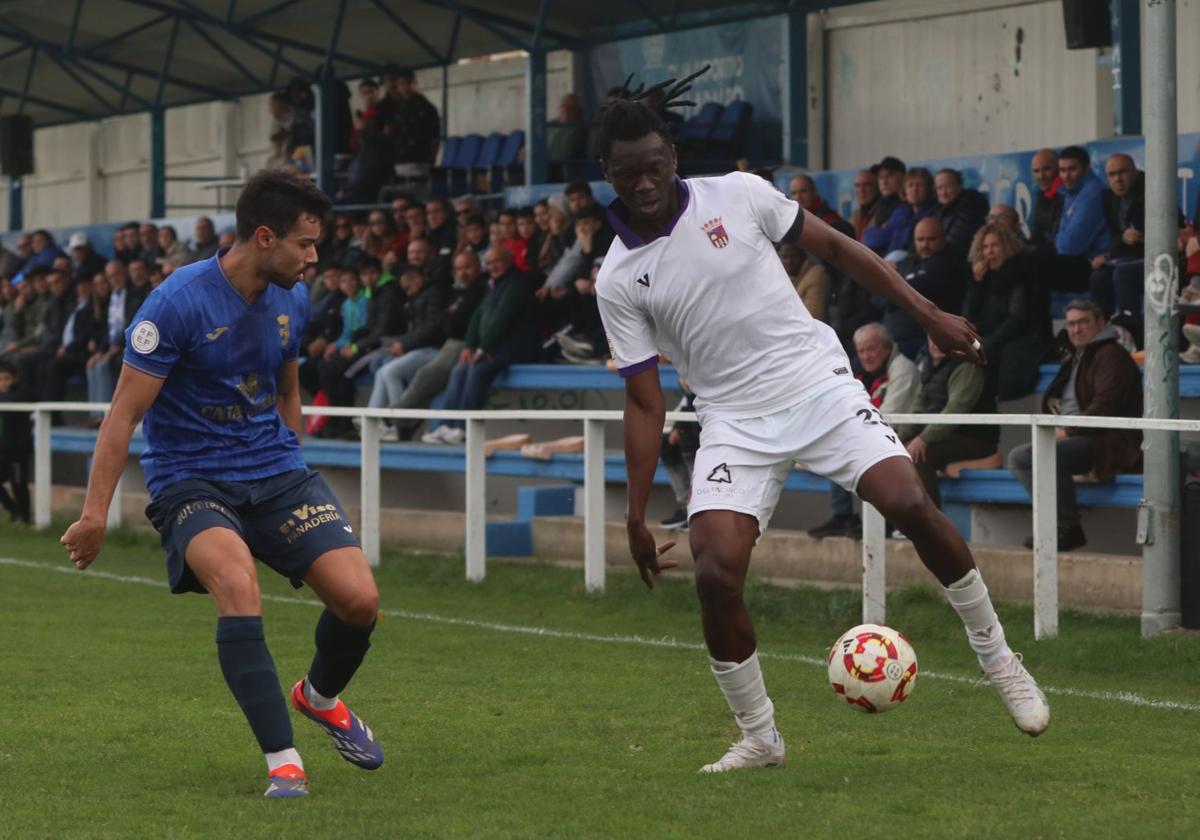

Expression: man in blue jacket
xmin=1054 ymin=146 xmax=1108 ymax=259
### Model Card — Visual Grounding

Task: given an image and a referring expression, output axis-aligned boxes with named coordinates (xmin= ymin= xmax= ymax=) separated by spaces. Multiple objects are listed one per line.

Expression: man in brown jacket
xmin=1006 ymin=298 xmax=1142 ymax=551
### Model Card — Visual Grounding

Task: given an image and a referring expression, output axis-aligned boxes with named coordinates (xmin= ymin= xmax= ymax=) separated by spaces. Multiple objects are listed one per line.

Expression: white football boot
xmin=981 ymin=651 xmax=1051 ymax=736
xmin=699 ymin=728 xmax=785 ymax=774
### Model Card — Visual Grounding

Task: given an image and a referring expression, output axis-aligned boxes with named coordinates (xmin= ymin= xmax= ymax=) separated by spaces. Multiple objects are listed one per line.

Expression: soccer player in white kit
xmin=594 ymin=83 xmax=1050 ymax=773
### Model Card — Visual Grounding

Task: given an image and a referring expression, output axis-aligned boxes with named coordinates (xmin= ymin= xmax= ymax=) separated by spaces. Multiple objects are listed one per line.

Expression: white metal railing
xmin=7 ymin=401 xmax=1200 ymax=640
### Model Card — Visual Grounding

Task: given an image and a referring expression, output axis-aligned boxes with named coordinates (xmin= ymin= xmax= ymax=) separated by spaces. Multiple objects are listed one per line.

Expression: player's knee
xmin=335 ymin=586 xmax=380 ymax=627
xmin=207 ymin=565 xmax=261 ymax=613
xmin=693 ymin=556 xmax=743 ymax=604
xmin=880 ymin=484 xmax=935 ymax=530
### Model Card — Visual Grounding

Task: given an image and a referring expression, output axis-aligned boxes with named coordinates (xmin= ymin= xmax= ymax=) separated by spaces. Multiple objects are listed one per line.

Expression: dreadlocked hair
xmin=596 ymin=65 xmax=709 ymax=162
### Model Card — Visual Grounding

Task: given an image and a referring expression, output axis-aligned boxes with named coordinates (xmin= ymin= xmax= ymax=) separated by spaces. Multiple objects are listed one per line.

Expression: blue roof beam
xmin=118 ymin=0 xmax=386 ymax=74
xmin=0 ymin=20 xmax=230 ymax=100
xmin=184 ymin=18 xmax=263 ymax=88
xmin=622 ymin=0 xmax=665 ymax=33
xmin=368 ymin=0 xmax=445 ymax=65
xmin=239 ymin=0 xmax=303 ymax=27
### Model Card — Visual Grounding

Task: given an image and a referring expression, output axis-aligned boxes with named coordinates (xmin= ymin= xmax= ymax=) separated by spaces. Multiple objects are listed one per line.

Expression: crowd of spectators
xmin=288 ymin=181 xmax=617 ymax=442
xmin=3 ymin=124 xmax=1197 ymax=545
xmin=795 ymin=146 xmax=1199 ymax=551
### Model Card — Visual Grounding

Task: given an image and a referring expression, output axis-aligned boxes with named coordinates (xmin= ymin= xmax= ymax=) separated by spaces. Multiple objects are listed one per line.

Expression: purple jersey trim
xmin=617 ymin=356 xmax=659 ymax=378
xmin=607 ymin=177 xmax=691 ymax=250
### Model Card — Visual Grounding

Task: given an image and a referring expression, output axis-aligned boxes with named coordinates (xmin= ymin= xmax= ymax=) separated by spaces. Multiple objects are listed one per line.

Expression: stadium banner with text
xmin=776 ymin=133 xmax=1200 ymax=238
xmin=586 ymin=17 xmax=784 ymax=160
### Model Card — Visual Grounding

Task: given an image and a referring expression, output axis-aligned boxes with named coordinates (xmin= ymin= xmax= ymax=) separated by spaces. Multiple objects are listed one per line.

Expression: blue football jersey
xmin=123 ymin=251 xmax=310 ymax=496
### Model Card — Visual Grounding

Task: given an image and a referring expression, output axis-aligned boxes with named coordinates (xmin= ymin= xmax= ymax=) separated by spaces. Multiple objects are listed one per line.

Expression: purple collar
xmin=606 ymin=177 xmax=690 ymax=249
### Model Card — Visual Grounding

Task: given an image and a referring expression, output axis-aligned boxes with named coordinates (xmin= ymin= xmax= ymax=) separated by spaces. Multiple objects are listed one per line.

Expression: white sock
xmin=944 ymin=568 xmax=1011 ymax=665
xmin=709 ymin=650 xmax=777 ymax=737
xmin=304 ymin=678 xmax=339 ymax=711
xmin=265 ymin=747 xmax=303 ymax=773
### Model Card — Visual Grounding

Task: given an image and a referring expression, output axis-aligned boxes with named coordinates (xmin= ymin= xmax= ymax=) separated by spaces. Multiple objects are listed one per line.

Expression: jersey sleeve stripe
xmin=617 ymin=356 xmax=659 ymax=378
xmin=121 ymin=358 xmax=168 ymax=379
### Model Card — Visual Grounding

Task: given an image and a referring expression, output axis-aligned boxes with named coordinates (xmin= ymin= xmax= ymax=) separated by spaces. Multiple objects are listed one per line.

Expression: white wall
xmin=411 ymin=50 xmax=576 ymax=139
xmin=14 ymin=92 xmax=272 ymax=230
xmin=1178 ymin=0 xmax=1200 ymax=134
xmin=822 ymin=0 xmax=1108 ymax=168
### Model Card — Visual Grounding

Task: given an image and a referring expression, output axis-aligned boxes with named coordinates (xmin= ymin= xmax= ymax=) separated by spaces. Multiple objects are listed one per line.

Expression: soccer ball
xmin=826 ymin=623 xmax=918 ymax=713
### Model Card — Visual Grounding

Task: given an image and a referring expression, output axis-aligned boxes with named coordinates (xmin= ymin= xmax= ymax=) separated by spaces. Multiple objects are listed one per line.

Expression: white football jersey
xmin=597 ymin=172 xmax=853 ymax=423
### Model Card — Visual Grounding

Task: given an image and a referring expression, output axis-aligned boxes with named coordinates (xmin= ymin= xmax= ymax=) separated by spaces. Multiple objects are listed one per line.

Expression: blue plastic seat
xmin=450 ymin=133 xmax=484 ymax=196
xmin=676 ymin=102 xmax=724 ymax=142
xmin=710 ymin=100 xmax=753 ymax=148
xmin=493 ymin=130 xmax=525 ymax=189
xmin=439 ymin=135 xmax=461 ymax=168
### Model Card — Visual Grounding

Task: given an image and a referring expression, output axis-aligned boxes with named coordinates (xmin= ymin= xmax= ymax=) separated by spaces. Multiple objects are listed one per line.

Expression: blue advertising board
xmin=587 ymin=17 xmax=784 ymax=161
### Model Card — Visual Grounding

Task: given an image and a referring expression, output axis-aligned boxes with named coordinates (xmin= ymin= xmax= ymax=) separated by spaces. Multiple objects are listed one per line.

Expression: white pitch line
xmin=5 ymin=556 xmax=1199 ymax=714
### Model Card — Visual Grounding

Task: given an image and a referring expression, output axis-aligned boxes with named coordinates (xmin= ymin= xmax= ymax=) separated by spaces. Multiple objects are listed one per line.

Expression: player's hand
xmin=61 ymin=515 xmax=107 ymax=570
xmin=626 ymin=520 xmax=677 ymax=589
xmin=906 ymin=435 xmax=928 ymax=464
xmin=923 ymin=310 xmax=984 ymax=365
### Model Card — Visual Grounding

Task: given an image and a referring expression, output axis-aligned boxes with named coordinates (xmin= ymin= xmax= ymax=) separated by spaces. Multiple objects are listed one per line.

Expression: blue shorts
xmin=145 ymin=468 xmax=360 ymax=595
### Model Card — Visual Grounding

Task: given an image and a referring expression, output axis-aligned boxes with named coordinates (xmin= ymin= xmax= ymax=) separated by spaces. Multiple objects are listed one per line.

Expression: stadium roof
xmin=0 ymin=0 xmax=831 ymax=127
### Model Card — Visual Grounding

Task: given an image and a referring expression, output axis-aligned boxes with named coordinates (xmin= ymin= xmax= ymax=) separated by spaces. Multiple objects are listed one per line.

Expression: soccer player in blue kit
xmin=61 ymin=170 xmax=382 ymax=798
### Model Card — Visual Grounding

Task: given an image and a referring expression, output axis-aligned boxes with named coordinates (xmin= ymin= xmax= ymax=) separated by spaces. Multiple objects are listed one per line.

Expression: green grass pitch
xmin=3 ymin=522 xmax=1199 ymax=838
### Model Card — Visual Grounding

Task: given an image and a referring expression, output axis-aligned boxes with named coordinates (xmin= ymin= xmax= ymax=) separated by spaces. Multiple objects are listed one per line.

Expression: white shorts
xmin=688 ymin=379 xmax=911 ymax=533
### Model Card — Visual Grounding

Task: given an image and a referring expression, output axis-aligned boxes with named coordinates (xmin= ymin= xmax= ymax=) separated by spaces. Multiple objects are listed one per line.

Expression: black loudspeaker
xmin=0 ymin=115 xmax=33 ymax=177
xmin=1062 ymin=0 xmax=1112 ymax=50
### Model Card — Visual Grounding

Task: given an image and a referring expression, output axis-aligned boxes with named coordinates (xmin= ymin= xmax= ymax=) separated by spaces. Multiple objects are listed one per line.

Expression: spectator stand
xmin=774 ymin=131 xmax=1200 ymax=246
xmin=2 ymin=1 xmax=811 ymax=232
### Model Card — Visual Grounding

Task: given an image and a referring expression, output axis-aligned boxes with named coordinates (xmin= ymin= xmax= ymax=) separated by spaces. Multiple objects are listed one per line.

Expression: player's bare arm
xmin=61 ymin=364 xmax=164 ymax=569
xmin=276 ymin=358 xmax=303 ymax=437
xmin=623 ymin=366 xmax=676 ymax=588
xmin=789 ymin=211 xmax=985 ymax=365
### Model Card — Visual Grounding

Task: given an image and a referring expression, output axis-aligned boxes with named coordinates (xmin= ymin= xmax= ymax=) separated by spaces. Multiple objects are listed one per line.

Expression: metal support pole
xmin=781 ymin=8 xmax=808 ymax=166
xmin=316 ymin=78 xmax=337 ymax=196
xmin=1031 ymin=424 xmax=1059 ymax=640
xmin=1140 ymin=0 xmax=1181 ymax=636
xmin=149 ymin=107 xmax=165 ymax=218
xmin=861 ymin=501 xmax=886 ymax=624
xmin=464 ymin=418 xmax=486 ymax=581
xmin=34 ymin=408 xmax=50 ymax=528
xmin=8 ymin=177 xmax=21 ymax=232
xmin=1109 ymin=0 xmax=1141 ymax=136
xmin=524 ymin=49 xmax=547 ymax=186
xmin=359 ymin=416 xmax=381 ymax=567
xmin=107 ymin=471 xmax=124 ymax=530
xmin=583 ymin=418 xmax=606 ymax=592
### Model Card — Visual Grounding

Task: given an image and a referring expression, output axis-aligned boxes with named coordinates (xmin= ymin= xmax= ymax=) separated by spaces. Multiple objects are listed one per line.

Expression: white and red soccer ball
xmin=827 ymin=623 xmax=918 ymax=713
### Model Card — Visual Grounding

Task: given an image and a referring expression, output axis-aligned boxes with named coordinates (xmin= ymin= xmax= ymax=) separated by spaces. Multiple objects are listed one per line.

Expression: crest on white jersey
xmin=702 ymin=217 xmax=730 ymax=249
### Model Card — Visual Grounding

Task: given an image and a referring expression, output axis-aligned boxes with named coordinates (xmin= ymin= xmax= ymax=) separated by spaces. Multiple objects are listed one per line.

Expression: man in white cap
xmin=68 ymin=232 xmax=106 ymax=285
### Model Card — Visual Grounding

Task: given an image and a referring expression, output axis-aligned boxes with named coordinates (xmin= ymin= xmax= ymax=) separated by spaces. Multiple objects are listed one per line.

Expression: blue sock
xmin=215 ymin=616 xmax=293 ymax=754
xmin=307 ymin=609 xmax=375 ymax=699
